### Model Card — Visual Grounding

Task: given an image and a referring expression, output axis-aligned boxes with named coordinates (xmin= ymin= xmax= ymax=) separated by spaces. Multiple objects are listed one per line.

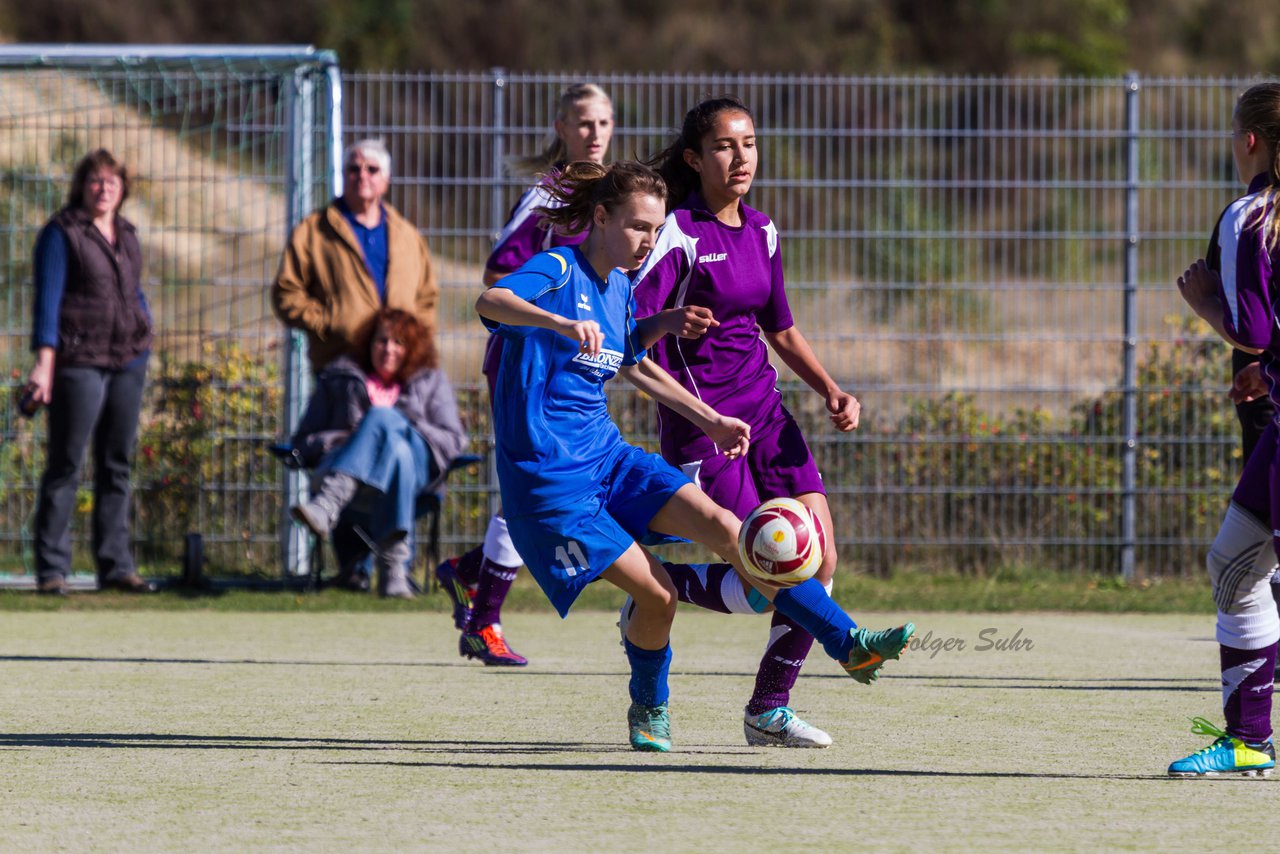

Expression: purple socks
xmin=1222 ymin=642 xmax=1277 ymax=744
xmin=467 ymin=558 xmax=519 ymax=630
xmin=746 ymin=611 xmax=817 ymax=715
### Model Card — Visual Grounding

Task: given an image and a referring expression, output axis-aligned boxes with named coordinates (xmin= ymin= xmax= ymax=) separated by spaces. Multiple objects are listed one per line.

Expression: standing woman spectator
xmin=26 ymin=149 xmax=155 ymax=595
xmin=435 ymin=83 xmax=614 ymax=666
xmin=632 ymin=97 xmax=861 ymax=748
xmin=1170 ymin=82 xmax=1280 ymax=776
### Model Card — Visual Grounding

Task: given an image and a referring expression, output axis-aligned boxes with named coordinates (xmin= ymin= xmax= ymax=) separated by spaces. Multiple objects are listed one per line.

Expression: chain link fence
xmin=0 ymin=64 xmax=1256 ymax=580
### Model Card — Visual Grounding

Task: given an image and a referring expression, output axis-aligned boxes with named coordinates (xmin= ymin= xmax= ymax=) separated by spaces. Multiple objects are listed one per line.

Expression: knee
xmin=816 ymin=541 xmax=838 ymax=584
xmin=632 ymin=573 xmax=678 ymax=623
xmin=359 ymin=407 xmax=399 ymax=432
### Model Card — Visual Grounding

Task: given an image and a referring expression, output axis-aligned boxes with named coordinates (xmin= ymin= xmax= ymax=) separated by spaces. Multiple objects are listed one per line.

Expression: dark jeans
xmin=34 ymin=362 xmax=147 ymax=583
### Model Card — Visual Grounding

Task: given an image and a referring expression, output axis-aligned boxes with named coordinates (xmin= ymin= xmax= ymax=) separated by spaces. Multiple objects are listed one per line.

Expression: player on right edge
xmin=1170 ymin=82 xmax=1280 ymax=777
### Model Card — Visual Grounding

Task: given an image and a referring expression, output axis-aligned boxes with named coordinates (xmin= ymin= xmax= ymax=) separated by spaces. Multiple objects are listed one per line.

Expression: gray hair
xmin=343 ymin=138 xmax=392 ymax=176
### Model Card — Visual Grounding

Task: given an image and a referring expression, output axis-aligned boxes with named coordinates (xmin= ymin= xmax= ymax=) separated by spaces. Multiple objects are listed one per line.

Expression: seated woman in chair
xmin=290 ymin=307 xmax=467 ymax=598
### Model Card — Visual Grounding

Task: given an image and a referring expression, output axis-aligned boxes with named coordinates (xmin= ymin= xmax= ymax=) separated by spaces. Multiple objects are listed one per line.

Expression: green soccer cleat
xmin=627 ymin=702 xmax=672 ymax=753
xmin=1167 ymin=717 xmax=1275 ymax=777
xmin=842 ymin=623 xmax=915 ymax=684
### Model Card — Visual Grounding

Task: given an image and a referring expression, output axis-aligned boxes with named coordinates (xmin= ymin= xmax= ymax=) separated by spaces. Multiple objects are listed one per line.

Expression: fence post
xmin=487 ymin=67 xmax=507 ymax=521
xmin=1120 ymin=72 xmax=1141 ymax=580
xmin=280 ymin=67 xmax=320 ymax=579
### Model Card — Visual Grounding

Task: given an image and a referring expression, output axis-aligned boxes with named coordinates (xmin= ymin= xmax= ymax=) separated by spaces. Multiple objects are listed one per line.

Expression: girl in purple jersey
xmin=479 ymin=160 xmax=912 ymax=752
xmin=632 ymin=97 xmax=862 ymax=748
xmin=436 ymin=83 xmax=614 ymax=666
xmin=1170 ymin=82 xmax=1280 ymax=777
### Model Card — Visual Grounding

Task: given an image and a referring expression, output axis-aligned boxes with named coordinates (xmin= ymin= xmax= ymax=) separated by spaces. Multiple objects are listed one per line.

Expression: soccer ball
xmin=737 ymin=497 xmax=826 ymax=586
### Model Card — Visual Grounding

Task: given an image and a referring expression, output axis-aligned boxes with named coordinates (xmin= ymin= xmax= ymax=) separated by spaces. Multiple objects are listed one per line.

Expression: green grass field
xmin=1 ymin=606 xmax=1270 ymax=852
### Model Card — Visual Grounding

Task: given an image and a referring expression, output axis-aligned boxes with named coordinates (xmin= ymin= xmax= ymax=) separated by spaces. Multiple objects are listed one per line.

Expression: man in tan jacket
xmin=273 ymin=139 xmax=440 ymax=591
xmin=273 ymin=138 xmax=438 ymax=372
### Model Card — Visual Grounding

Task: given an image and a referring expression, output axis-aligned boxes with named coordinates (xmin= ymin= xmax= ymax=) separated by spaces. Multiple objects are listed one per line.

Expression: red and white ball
xmin=737 ymin=497 xmax=826 ymax=586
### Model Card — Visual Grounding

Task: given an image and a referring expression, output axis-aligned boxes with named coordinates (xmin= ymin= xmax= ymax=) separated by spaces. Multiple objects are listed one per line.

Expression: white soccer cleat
xmin=743 ymin=706 xmax=832 ymax=748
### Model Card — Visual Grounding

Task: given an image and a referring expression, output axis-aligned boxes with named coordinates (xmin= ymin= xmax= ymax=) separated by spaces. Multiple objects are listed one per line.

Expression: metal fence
xmin=0 ymin=46 xmax=338 ymax=580
xmin=347 ymin=71 xmax=1252 ymax=578
xmin=0 ymin=65 xmax=1257 ymax=580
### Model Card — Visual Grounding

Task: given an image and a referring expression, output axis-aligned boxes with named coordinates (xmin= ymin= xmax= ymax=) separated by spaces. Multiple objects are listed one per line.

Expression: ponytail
xmin=536 ymin=161 xmax=666 ymax=236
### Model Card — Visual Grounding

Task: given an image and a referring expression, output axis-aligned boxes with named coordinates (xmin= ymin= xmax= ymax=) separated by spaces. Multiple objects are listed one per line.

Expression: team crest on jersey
xmin=571 ymin=347 xmax=624 ymax=378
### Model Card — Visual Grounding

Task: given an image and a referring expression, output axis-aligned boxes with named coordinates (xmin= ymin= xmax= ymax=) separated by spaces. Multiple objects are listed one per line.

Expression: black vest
xmin=50 ymin=207 xmax=152 ymax=368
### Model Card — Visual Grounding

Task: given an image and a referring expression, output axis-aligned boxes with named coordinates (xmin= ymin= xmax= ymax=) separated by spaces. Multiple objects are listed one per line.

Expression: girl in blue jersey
xmin=477 ymin=160 xmax=914 ymax=752
xmin=632 ymin=97 xmax=861 ymax=748
xmin=438 ymin=83 xmax=615 ymax=667
xmin=1169 ymin=83 xmax=1280 ymax=777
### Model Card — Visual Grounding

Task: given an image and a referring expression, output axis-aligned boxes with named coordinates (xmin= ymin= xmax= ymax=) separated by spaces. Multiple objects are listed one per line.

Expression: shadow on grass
xmin=0 ymin=655 xmax=1217 ymax=691
xmin=319 ymin=758 xmax=1223 ymax=782
xmin=0 ymin=732 xmax=739 ymax=757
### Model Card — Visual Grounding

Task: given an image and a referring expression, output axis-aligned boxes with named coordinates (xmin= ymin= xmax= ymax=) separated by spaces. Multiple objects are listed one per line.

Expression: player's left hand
xmin=661 ymin=305 xmax=718 ymax=339
xmin=709 ymin=416 xmax=750 ymax=459
xmin=826 ymin=389 xmax=860 ymax=432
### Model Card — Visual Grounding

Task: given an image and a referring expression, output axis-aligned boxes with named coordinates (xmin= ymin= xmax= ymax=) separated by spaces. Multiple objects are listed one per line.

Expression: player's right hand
xmin=558 ymin=318 xmax=603 ymax=357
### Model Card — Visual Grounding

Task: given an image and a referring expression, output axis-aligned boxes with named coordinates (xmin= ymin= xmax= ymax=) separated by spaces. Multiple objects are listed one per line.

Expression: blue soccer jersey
xmin=483 ymin=245 xmax=648 ymax=518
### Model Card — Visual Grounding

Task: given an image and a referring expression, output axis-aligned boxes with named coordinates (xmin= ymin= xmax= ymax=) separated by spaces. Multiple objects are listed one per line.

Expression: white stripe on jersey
xmin=1219 ymin=192 xmax=1268 ymax=330
xmin=633 ymin=215 xmax=705 ymax=404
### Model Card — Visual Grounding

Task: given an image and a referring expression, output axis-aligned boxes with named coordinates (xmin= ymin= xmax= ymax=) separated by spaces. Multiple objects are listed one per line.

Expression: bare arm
xmin=634 ymin=306 xmax=719 ymax=349
xmin=763 ymin=326 xmax=861 ymax=432
xmin=475 ymin=287 xmax=604 ymax=355
xmin=1178 ymin=259 xmax=1261 ymax=354
xmin=618 ymin=359 xmax=749 ymax=458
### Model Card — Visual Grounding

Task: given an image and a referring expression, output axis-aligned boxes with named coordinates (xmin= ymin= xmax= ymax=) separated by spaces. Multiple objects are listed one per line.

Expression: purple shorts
xmin=679 ymin=406 xmax=824 ymax=520
xmin=1232 ymin=419 xmax=1280 ymax=550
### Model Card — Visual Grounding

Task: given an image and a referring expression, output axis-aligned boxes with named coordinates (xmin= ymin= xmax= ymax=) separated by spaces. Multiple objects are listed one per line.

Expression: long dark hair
xmin=353 ymin=308 xmax=438 ymax=382
xmin=67 ymin=148 xmax=131 ymax=211
xmin=648 ymin=97 xmax=753 ymax=207
xmin=536 ymin=160 xmax=666 ymax=236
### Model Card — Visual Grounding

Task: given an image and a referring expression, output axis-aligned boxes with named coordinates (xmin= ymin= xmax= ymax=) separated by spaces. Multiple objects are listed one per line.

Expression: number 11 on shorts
xmin=555 ymin=540 xmax=588 ymax=577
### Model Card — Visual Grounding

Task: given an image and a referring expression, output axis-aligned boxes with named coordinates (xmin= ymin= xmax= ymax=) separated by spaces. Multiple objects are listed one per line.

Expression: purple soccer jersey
xmin=631 ymin=192 xmax=795 ymax=463
xmin=485 ymin=168 xmax=588 ymax=275
xmin=1210 ymin=174 xmax=1280 ymax=410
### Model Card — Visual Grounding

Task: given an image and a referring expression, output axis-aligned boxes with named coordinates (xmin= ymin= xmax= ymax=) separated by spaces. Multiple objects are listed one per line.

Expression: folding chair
xmin=270 ymin=441 xmax=481 ymax=591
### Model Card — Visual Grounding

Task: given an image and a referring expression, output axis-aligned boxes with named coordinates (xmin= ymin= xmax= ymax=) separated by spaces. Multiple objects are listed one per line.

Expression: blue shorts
xmin=506 ymin=444 xmax=691 ymax=617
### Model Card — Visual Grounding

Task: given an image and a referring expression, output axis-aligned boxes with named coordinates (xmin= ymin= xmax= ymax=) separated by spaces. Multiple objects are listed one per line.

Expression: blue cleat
xmin=841 ymin=623 xmax=915 ymax=684
xmin=1168 ymin=717 xmax=1275 ymax=777
xmin=627 ymin=702 xmax=672 ymax=753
